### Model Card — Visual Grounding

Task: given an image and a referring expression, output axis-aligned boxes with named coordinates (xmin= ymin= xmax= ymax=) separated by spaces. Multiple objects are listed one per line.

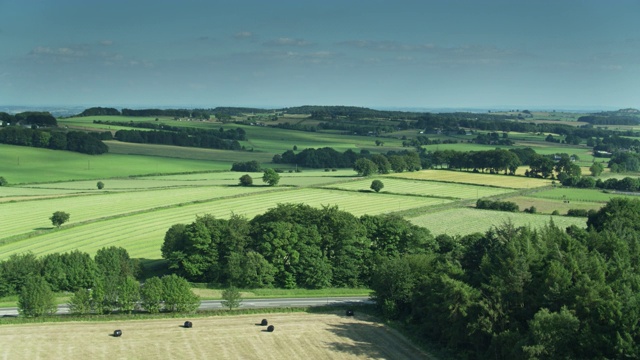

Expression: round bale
xmin=346 ymin=309 xmax=354 ymax=316
xmin=113 ymin=329 xmax=122 ymax=337
xmin=261 ymin=319 xmax=268 ymax=326
xmin=184 ymin=321 xmax=193 ymax=328
xmin=267 ymin=325 xmax=275 ymax=332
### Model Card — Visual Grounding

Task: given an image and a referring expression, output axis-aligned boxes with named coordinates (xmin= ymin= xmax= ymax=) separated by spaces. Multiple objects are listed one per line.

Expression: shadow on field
xmin=325 ymin=318 xmax=427 ymax=360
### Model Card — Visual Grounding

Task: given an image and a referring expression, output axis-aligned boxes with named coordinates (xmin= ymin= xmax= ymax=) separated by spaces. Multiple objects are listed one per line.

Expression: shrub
xmin=239 ymin=174 xmax=253 ymax=186
xmin=0 ymin=176 xmax=7 ymax=186
xmin=97 ymin=181 xmax=104 ymax=190
xmin=567 ymin=209 xmax=589 ymax=217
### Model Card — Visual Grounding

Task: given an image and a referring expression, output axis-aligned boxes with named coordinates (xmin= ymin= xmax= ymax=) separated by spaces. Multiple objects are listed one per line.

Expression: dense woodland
xmin=161 ymin=204 xmax=434 ymax=289
xmin=370 ymin=198 xmax=640 ymax=359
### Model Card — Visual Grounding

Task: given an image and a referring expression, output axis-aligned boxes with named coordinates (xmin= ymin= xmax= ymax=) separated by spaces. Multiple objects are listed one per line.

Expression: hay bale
xmin=346 ymin=309 xmax=354 ymax=316
xmin=113 ymin=329 xmax=122 ymax=337
xmin=267 ymin=325 xmax=275 ymax=332
xmin=260 ymin=319 xmax=268 ymax=326
xmin=184 ymin=321 xmax=193 ymax=328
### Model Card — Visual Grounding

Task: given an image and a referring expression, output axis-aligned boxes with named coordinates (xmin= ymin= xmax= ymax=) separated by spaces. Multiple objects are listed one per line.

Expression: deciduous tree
xmin=18 ymin=276 xmax=57 ymax=317
xmin=50 ymin=211 xmax=70 ymax=228
xmin=262 ymin=168 xmax=280 ymax=186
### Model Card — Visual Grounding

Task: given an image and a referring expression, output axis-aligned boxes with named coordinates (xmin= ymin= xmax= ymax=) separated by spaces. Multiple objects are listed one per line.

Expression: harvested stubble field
xmin=0 ymin=313 xmax=431 ymax=360
xmin=389 ymin=170 xmax=552 ymax=189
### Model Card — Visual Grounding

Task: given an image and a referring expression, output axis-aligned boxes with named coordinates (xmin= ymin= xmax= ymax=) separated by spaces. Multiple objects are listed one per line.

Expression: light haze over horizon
xmin=1 ymin=0 xmax=639 ymax=111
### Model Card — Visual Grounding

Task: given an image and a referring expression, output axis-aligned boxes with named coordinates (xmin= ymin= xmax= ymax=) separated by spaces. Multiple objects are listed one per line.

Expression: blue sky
xmin=1 ymin=0 xmax=639 ymax=110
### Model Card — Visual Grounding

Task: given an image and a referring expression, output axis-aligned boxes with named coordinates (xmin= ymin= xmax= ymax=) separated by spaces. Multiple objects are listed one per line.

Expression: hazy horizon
xmin=2 ymin=0 xmax=639 ymax=110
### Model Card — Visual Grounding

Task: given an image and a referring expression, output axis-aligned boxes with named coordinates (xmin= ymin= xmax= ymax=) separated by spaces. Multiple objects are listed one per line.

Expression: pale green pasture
xmin=0 ymin=186 xmax=272 ymax=241
xmin=23 ymin=178 xmax=241 ymax=190
xmin=0 ymin=144 xmax=227 ymax=184
xmin=142 ymin=169 xmax=357 ymax=187
xmin=408 ymin=208 xmax=587 ymax=237
xmin=0 ymin=188 xmax=449 ymax=260
xmin=389 ymin=170 xmax=552 ymax=189
xmin=223 ymin=124 xmax=404 ymax=153
xmin=104 ymin=140 xmax=274 ymax=163
xmin=0 ymin=187 xmax=89 ymax=199
xmin=323 ymin=178 xmax=515 ymax=199
xmin=529 ymin=188 xmax=636 ymax=202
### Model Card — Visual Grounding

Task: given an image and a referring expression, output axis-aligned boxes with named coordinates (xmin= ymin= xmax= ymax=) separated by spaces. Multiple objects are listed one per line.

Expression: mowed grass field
xmin=408 ymin=208 xmax=587 ymax=237
xmin=0 ymin=312 xmax=432 ymax=360
xmin=0 ymin=185 xmax=447 ymax=260
xmin=389 ymin=169 xmax=552 ymax=189
xmin=323 ymin=177 xmax=516 ymax=199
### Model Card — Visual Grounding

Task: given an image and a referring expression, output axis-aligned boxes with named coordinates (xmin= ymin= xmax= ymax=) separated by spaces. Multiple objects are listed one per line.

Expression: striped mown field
xmin=389 ymin=170 xmax=552 ymax=189
xmin=407 ymin=208 xmax=587 ymax=237
xmin=0 ymin=187 xmax=447 ymax=260
xmin=323 ymin=177 xmax=516 ymax=199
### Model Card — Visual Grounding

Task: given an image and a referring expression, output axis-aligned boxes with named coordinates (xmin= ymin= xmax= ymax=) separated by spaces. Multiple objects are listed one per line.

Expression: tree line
xmin=370 ymin=197 xmax=640 ymax=359
xmin=0 ymin=126 xmax=109 ymax=155
xmin=0 ymin=247 xmax=199 ymax=317
xmin=0 ymin=111 xmax=58 ymax=127
xmin=161 ymin=204 xmax=435 ymax=289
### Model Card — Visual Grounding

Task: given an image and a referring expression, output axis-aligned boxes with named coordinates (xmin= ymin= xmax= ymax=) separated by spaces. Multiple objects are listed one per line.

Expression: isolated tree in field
xmin=96 ymin=181 xmax=104 ymax=189
xmin=239 ymin=174 xmax=253 ymax=186
xmin=50 ymin=211 xmax=70 ymax=228
xmin=0 ymin=176 xmax=7 ymax=186
xmin=371 ymin=180 xmax=384 ymax=193
xmin=221 ymin=286 xmax=243 ymax=310
xmin=590 ymin=162 xmax=604 ymax=177
xmin=18 ymin=276 xmax=57 ymax=317
xmin=262 ymin=168 xmax=280 ymax=186
xmin=353 ymin=158 xmax=378 ymax=176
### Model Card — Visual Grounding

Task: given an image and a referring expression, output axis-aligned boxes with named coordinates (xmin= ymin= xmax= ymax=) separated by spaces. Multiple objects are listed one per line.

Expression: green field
xmin=408 ymin=208 xmax=588 ymax=237
xmin=0 ymin=144 xmax=228 ymax=184
xmin=389 ymin=169 xmax=552 ymax=189
xmin=0 ymin=186 xmax=448 ymax=260
xmin=2 ymin=111 xmax=628 ymax=267
xmin=323 ymin=177 xmax=516 ymax=199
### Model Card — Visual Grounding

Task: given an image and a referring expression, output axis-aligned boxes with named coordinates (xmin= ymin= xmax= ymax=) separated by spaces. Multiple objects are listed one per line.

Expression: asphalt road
xmin=0 ymin=296 xmax=372 ymax=317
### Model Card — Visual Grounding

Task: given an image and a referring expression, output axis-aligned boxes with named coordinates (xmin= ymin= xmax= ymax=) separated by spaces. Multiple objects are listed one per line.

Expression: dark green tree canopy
xmin=370 ymin=180 xmax=384 ymax=192
xmin=50 ymin=211 xmax=70 ymax=228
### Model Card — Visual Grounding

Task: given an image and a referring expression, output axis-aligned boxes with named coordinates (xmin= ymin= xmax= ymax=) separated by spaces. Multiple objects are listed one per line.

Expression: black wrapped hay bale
xmin=267 ymin=325 xmax=275 ymax=332
xmin=346 ymin=309 xmax=354 ymax=316
xmin=113 ymin=329 xmax=122 ymax=337
xmin=261 ymin=319 xmax=268 ymax=326
xmin=184 ymin=321 xmax=193 ymax=328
